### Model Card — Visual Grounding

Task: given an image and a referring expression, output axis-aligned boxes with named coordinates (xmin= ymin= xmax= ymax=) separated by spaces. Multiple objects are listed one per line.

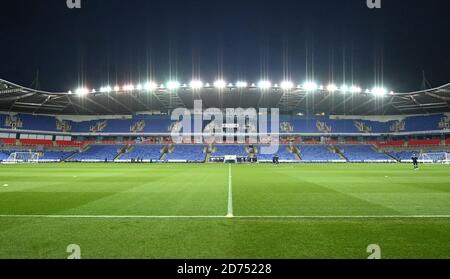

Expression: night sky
xmin=1 ymin=0 xmax=449 ymax=93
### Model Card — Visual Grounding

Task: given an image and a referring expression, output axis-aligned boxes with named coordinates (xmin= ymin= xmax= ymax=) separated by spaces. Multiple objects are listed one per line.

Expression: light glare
xmin=327 ymin=84 xmax=338 ymax=92
xmin=166 ymin=81 xmax=180 ymax=90
xmin=372 ymin=87 xmax=387 ymax=96
xmin=236 ymin=81 xmax=248 ymax=88
xmin=214 ymin=80 xmax=227 ymax=89
xmin=75 ymin=88 xmax=89 ymax=96
xmin=258 ymin=80 xmax=272 ymax=89
xmin=302 ymin=81 xmax=318 ymax=91
xmin=190 ymin=80 xmax=203 ymax=89
xmin=350 ymin=86 xmax=362 ymax=93
xmin=144 ymin=82 xmax=158 ymax=91
xmin=280 ymin=81 xmax=294 ymax=90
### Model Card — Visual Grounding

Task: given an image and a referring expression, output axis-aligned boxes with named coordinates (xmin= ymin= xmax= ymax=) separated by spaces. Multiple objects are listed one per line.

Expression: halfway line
xmin=227 ymin=164 xmax=234 ymax=218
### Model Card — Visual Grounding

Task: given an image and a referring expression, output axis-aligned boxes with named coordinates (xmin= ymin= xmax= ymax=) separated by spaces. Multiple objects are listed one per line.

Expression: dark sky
xmin=1 ymin=0 xmax=449 ymax=93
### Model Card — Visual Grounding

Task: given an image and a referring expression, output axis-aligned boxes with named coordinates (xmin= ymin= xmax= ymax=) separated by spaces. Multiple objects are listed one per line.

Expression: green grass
xmin=0 ymin=163 xmax=450 ymax=259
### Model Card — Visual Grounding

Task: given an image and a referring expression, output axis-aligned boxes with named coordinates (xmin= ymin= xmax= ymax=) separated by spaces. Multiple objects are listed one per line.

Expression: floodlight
xmin=372 ymin=87 xmax=387 ymax=96
xmin=123 ymin=84 xmax=135 ymax=91
xmin=144 ymin=82 xmax=158 ymax=91
xmin=100 ymin=86 xmax=112 ymax=93
xmin=350 ymin=86 xmax=362 ymax=93
xmin=114 ymin=85 xmax=120 ymax=92
xmin=236 ymin=81 xmax=248 ymax=88
xmin=280 ymin=81 xmax=294 ymax=90
xmin=214 ymin=80 xmax=227 ymax=89
xmin=327 ymin=84 xmax=338 ymax=92
xmin=258 ymin=80 xmax=272 ymax=89
xmin=302 ymin=81 xmax=318 ymax=91
xmin=166 ymin=81 xmax=180 ymax=90
xmin=190 ymin=80 xmax=203 ymax=89
xmin=340 ymin=84 xmax=349 ymax=93
xmin=75 ymin=88 xmax=89 ymax=96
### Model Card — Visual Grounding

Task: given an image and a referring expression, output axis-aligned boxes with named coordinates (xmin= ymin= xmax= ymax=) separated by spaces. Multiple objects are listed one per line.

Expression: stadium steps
xmin=205 ymin=145 xmax=213 ymax=162
xmin=371 ymin=144 xmax=396 ymax=161
xmin=384 ymin=152 xmax=400 ymax=162
xmin=288 ymin=146 xmax=302 ymax=160
xmin=332 ymin=146 xmax=348 ymax=161
xmin=371 ymin=144 xmax=382 ymax=153
xmin=159 ymin=145 xmax=171 ymax=160
xmin=64 ymin=145 xmax=91 ymax=161
xmin=64 ymin=151 xmax=79 ymax=162
xmin=291 ymin=146 xmax=302 ymax=160
xmin=114 ymin=145 xmax=129 ymax=160
xmin=249 ymin=146 xmax=256 ymax=158
xmin=205 ymin=152 xmax=212 ymax=163
xmin=122 ymin=145 xmax=135 ymax=158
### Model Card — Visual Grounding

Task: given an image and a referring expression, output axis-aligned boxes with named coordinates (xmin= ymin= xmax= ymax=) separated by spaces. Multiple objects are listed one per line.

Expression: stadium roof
xmin=1 ymin=78 xmax=450 ymax=116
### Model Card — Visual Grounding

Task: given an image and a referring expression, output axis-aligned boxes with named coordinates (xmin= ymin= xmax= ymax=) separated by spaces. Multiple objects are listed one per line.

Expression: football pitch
xmin=0 ymin=163 xmax=450 ymax=259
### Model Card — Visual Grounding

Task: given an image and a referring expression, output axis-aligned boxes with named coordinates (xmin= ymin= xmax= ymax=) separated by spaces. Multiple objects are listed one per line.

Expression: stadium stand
xmin=255 ymin=145 xmax=299 ymax=161
xmin=338 ymin=145 xmax=393 ymax=162
xmin=19 ymin=139 xmax=53 ymax=146
xmin=0 ymin=151 xmax=9 ymax=161
xmin=39 ymin=151 xmax=75 ymax=162
xmin=212 ymin=145 xmax=249 ymax=157
xmin=119 ymin=145 xmax=164 ymax=161
xmin=408 ymin=139 xmax=441 ymax=147
xmin=405 ymin=115 xmax=443 ymax=132
xmin=1 ymin=110 xmax=450 ymax=163
xmin=1 ymin=138 xmax=16 ymax=145
xmin=298 ymin=145 xmax=343 ymax=162
xmin=165 ymin=145 xmax=206 ymax=162
xmin=1 ymin=113 xmax=449 ymax=134
xmin=388 ymin=151 xmax=416 ymax=162
xmin=378 ymin=140 xmax=405 ymax=148
xmin=69 ymin=145 xmax=123 ymax=162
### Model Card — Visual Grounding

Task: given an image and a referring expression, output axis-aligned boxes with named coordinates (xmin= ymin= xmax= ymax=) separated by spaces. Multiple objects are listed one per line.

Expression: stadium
xmin=1 ymin=0 xmax=450 ymax=264
xmin=1 ymin=76 xmax=450 ymax=259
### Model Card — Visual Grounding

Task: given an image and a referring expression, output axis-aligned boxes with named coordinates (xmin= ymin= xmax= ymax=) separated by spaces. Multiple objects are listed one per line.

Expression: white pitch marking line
xmin=226 ymin=164 xmax=234 ymax=218
xmin=1 ymin=215 xmax=450 ymax=219
xmin=0 ymin=215 xmax=225 ymax=219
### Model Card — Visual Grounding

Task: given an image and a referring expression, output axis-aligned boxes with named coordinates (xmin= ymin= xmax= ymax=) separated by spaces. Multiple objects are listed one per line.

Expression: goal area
xmin=5 ymin=152 xmax=40 ymax=163
xmin=418 ymin=152 xmax=450 ymax=164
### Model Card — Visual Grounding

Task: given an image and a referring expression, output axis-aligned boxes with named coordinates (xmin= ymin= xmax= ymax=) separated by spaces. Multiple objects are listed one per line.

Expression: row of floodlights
xmin=72 ymin=80 xmax=391 ymax=97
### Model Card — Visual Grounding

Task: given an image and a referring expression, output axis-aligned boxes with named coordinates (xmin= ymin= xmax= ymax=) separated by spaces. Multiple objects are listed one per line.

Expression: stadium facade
xmin=1 ymin=78 xmax=450 ymax=164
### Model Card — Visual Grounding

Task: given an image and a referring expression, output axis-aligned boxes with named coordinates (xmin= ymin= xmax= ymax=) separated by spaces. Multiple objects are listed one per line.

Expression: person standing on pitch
xmin=412 ymin=154 xmax=419 ymax=170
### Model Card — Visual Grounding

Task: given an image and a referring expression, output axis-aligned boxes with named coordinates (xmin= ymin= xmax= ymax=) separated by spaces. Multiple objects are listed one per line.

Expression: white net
xmin=419 ymin=152 xmax=450 ymax=164
xmin=6 ymin=152 xmax=40 ymax=163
